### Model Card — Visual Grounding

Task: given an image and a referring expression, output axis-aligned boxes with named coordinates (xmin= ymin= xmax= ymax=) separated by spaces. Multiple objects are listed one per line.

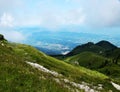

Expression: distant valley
xmin=18 ymin=28 xmax=120 ymax=55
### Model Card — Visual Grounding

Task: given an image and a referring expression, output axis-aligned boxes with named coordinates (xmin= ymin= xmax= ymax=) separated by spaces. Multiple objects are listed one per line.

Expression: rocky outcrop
xmin=0 ymin=34 xmax=4 ymax=40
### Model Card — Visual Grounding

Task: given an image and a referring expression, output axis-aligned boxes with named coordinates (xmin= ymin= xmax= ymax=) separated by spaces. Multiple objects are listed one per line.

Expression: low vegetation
xmin=0 ymin=34 xmax=120 ymax=92
xmin=58 ymin=41 xmax=120 ymax=83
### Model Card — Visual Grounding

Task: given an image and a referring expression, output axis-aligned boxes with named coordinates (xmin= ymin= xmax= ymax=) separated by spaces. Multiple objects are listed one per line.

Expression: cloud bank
xmin=0 ymin=0 xmax=120 ymax=43
xmin=0 ymin=12 xmax=25 ymax=42
xmin=0 ymin=0 xmax=120 ymax=28
xmin=82 ymin=0 xmax=120 ymax=27
xmin=36 ymin=41 xmax=69 ymax=51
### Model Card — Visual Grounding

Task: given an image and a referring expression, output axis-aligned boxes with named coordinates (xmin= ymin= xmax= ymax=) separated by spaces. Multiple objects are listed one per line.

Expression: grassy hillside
xmin=65 ymin=52 xmax=108 ymax=69
xmin=53 ymin=41 xmax=120 ymax=80
xmin=66 ymin=42 xmax=105 ymax=56
xmin=0 ymin=38 xmax=71 ymax=92
xmin=65 ymin=51 xmax=120 ymax=81
xmin=12 ymin=43 xmax=108 ymax=83
xmin=0 ymin=34 xmax=119 ymax=92
xmin=104 ymin=48 xmax=120 ymax=64
xmin=98 ymin=64 xmax=120 ymax=80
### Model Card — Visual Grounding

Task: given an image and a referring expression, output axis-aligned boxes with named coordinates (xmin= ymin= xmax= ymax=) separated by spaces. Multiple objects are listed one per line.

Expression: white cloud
xmin=0 ymin=12 xmax=25 ymax=42
xmin=61 ymin=51 xmax=70 ymax=55
xmin=0 ymin=12 xmax=14 ymax=27
xmin=98 ymin=0 xmax=120 ymax=27
xmin=49 ymin=0 xmax=120 ymax=27
xmin=38 ymin=8 xmax=85 ymax=28
xmin=75 ymin=0 xmax=120 ymax=27
xmin=0 ymin=0 xmax=23 ymax=14
xmin=36 ymin=41 xmax=69 ymax=51
xmin=0 ymin=30 xmax=25 ymax=42
xmin=0 ymin=0 xmax=120 ymax=29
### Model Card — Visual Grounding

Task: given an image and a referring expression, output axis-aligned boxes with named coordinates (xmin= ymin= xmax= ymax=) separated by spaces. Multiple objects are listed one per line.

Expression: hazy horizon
xmin=0 ymin=0 xmax=120 ymax=54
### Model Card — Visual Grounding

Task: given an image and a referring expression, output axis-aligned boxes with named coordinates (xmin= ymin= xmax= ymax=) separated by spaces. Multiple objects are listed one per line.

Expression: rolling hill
xmin=65 ymin=51 xmax=120 ymax=79
xmin=0 ymin=34 xmax=120 ymax=92
xmin=62 ymin=41 xmax=120 ymax=82
xmin=66 ymin=41 xmax=117 ymax=57
xmin=65 ymin=52 xmax=108 ymax=69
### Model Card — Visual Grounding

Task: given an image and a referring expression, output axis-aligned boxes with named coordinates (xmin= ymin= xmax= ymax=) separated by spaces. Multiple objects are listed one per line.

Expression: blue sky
xmin=0 ymin=0 xmax=120 ymax=42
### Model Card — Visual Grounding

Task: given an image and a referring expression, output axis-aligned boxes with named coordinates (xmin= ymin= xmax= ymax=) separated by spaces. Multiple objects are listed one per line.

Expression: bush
xmin=0 ymin=34 xmax=4 ymax=40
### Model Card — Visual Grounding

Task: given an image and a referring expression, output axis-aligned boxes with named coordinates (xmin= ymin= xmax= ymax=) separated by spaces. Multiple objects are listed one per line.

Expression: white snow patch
xmin=61 ymin=51 xmax=70 ymax=55
xmin=26 ymin=61 xmax=61 ymax=77
xmin=111 ymin=82 xmax=120 ymax=91
xmin=26 ymin=61 xmax=101 ymax=92
xmin=63 ymin=78 xmax=98 ymax=92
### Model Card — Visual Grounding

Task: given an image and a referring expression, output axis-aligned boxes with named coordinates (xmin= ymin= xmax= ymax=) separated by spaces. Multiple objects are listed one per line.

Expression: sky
xmin=0 ymin=0 xmax=120 ymax=42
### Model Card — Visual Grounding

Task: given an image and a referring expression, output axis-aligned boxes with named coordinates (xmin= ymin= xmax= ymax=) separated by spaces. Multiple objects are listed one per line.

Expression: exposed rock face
xmin=0 ymin=34 xmax=4 ymax=40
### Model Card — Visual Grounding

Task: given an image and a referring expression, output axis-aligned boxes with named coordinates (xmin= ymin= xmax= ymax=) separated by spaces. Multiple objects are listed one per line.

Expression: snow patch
xmin=111 ymin=82 xmax=120 ymax=91
xmin=26 ymin=61 xmax=61 ymax=77
xmin=26 ymin=61 xmax=102 ymax=92
xmin=61 ymin=51 xmax=70 ymax=55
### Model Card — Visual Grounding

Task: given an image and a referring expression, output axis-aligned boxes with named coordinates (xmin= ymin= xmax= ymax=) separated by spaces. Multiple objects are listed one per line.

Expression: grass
xmin=98 ymin=64 xmax=120 ymax=80
xmin=65 ymin=52 xmax=109 ymax=69
xmin=0 ymin=41 xmax=71 ymax=92
xmin=65 ymin=51 xmax=120 ymax=83
xmin=0 ymin=38 xmax=119 ymax=92
xmin=11 ymin=43 xmax=118 ymax=91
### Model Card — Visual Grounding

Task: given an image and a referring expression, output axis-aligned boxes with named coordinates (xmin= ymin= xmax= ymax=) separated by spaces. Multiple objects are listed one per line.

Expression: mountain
xmin=66 ymin=40 xmax=117 ymax=57
xmin=96 ymin=40 xmax=117 ymax=51
xmin=20 ymin=29 xmax=120 ymax=55
xmin=1 ymin=34 xmax=119 ymax=92
xmin=58 ymin=41 xmax=120 ymax=81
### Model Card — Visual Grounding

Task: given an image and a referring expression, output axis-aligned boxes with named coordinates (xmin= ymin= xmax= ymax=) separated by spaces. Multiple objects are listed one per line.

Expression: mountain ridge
xmin=66 ymin=40 xmax=118 ymax=57
xmin=96 ymin=40 xmax=117 ymax=50
xmin=52 ymin=40 xmax=120 ymax=82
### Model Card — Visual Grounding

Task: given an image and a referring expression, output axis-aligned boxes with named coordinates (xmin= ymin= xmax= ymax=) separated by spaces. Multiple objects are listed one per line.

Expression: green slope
xmin=105 ymin=48 xmax=120 ymax=64
xmin=65 ymin=51 xmax=120 ymax=81
xmin=0 ymin=35 xmax=119 ymax=92
xmin=98 ymin=64 xmax=120 ymax=79
xmin=0 ymin=38 xmax=70 ymax=92
xmin=65 ymin=52 xmax=108 ymax=69
xmin=66 ymin=42 xmax=105 ymax=56
xmin=12 ymin=43 xmax=108 ymax=83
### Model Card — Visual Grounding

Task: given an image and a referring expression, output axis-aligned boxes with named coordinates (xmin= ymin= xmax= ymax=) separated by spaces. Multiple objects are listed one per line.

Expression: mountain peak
xmin=96 ymin=40 xmax=112 ymax=44
xmin=82 ymin=42 xmax=94 ymax=46
xmin=66 ymin=40 xmax=118 ymax=56
xmin=96 ymin=40 xmax=117 ymax=50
